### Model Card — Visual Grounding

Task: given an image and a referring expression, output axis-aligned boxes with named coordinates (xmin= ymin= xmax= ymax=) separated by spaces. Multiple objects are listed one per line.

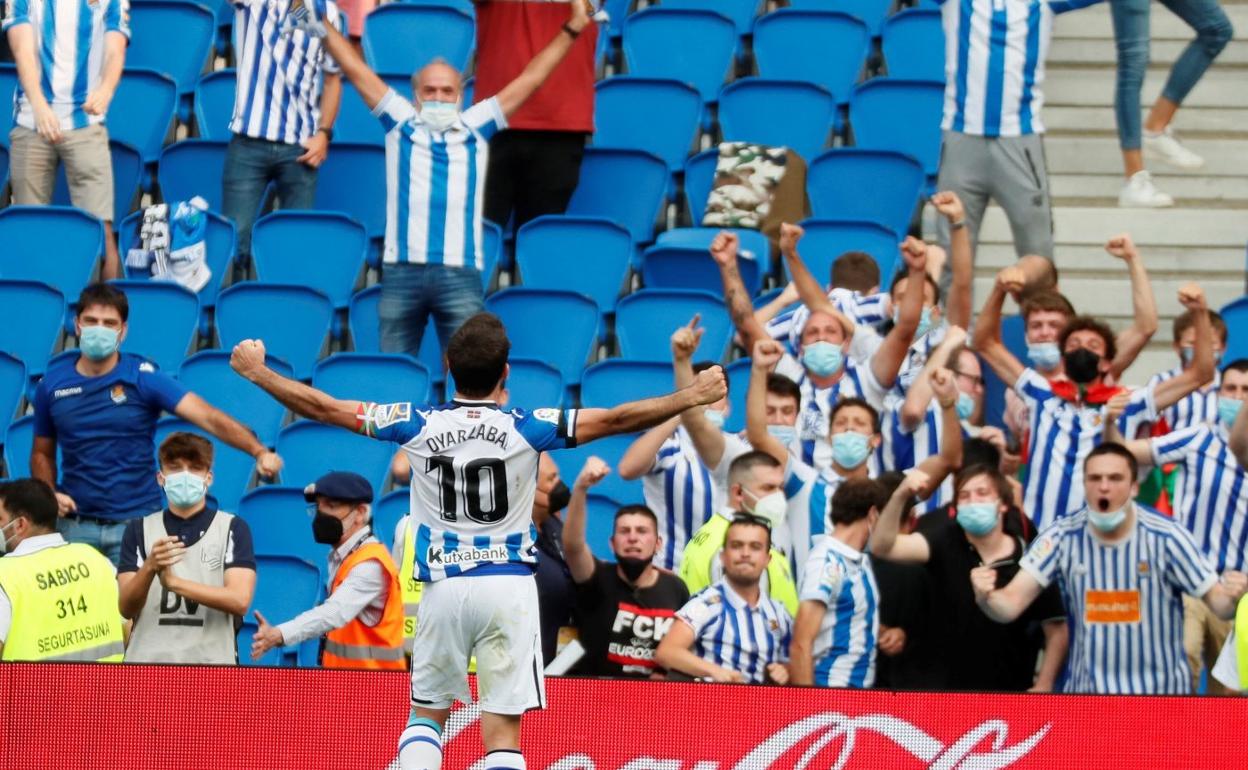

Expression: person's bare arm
xmin=869 ymin=470 xmax=932 ymax=563
xmin=971 ymin=266 xmax=1027 ymax=388
xmin=1202 ymin=572 xmax=1247 ymax=620
xmin=174 ymin=393 xmax=282 ymax=477
xmin=7 ymin=24 xmax=63 ymax=142
xmin=744 ymin=340 xmax=789 ymax=466
xmin=971 ymin=565 xmax=1045 ymax=623
xmin=617 ymin=418 xmax=679 ymax=480
xmin=674 ymin=316 xmax=727 ymax=469
xmin=753 ymin=283 xmax=800 ymax=328
xmin=788 ymin=600 xmax=827 ymax=686
xmin=870 ymin=238 xmax=929 ymax=390
xmin=321 ymin=23 xmax=389 ymax=108
xmin=562 ymin=458 xmax=609 ymax=584
xmin=899 ymin=326 xmax=966 ymax=431
xmin=1151 ymin=284 xmax=1214 ymax=412
xmin=82 ymin=31 xmax=127 ymax=116
xmin=1105 ymin=234 xmax=1158 ymax=379
xmin=655 ymin=619 xmax=745 ymax=683
xmin=712 ymin=231 xmax=772 ymax=351
xmin=575 ymin=367 xmax=727 ymax=445
xmin=229 ymin=339 xmax=361 ymax=430
xmin=1030 ymin=620 xmax=1068 ymax=692
xmin=496 ymin=0 xmax=591 ymax=117
xmin=928 ymin=367 xmax=964 ymax=483
xmin=1102 ymin=391 xmax=1155 ymax=467
xmin=931 ymin=192 xmax=972 ymax=329
xmin=778 ymin=223 xmax=855 ymax=339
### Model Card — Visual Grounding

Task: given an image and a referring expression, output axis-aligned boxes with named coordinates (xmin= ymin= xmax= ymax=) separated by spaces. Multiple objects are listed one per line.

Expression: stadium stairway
xmin=962 ymin=0 xmax=1248 ymax=383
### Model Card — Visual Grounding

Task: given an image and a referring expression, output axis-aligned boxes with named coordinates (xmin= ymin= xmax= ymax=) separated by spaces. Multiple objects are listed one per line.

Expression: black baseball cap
xmin=303 ymin=471 xmax=374 ymax=504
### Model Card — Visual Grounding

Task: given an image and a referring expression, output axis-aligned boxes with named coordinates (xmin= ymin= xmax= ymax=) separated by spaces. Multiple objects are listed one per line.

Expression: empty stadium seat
xmin=723 ymin=357 xmax=752 ymax=433
xmin=313 ymin=143 xmax=386 ymax=249
xmin=850 ymin=79 xmax=945 ymax=179
xmin=583 ymin=492 xmax=623 ymax=561
xmin=682 ymin=148 xmax=718 ymax=223
xmin=447 ymin=357 xmax=564 ymax=409
xmin=655 ymin=227 xmax=772 ymax=277
xmin=0 ymin=65 xmax=15 ymax=147
xmin=249 ymin=553 xmax=323 ymax=665
xmin=111 ymin=280 xmax=200 ymax=373
xmin=641 ymin=245 xmax=761 ymax=298
xmin=51 ymin=140 xmax=143 ymax=224
xmin=981 ymin=315 xmax=1027 ymax=430
xmin=0 ymin=354 xmax=26 ymax=436
xmin=0 ymin=144 xmax=7 ymax=190
xmin=0 ymin=281 xmax=65 ymax=380
xmin=581 ymin=360 xmax=676 ymax=408
xmin=719 ymin=78 xmax=835 ymax=163
xmin=662 ymin=0 xmax=762 ymax=37
xmin=485 ymin=289 xmax=599 ymax=387
xmin=178 ymin=350 xmax=295 ymax=447
xmin=193 ymin=68 xmax=237 ymax=141
xmin=566 ymin=148 xmax=668 ymax=246
xmin=159 ymin=140 xmax=229 ymax=211
xmin=252 ymin=211 xmax=367 ymax=312
xmin=549 ymin=433 xmax=642 ymax=504
xmin=515 ymin=216 xmax=632 ymax=314
xmin=333 ymin=74 xmax=411 ymax=146
xmin=126 ymin=0 xmax=216 ymax=120
xmin=881 ymin=9 xmax=946 ymax=80
xmin=786 ymin=219 xmax=901 ymax=286
xmin=754 ymin=10 xmax=870 ymax=108
xmin=276 ymin=421 xmax=393 ymax=494
xmin=623 ymin=8 xmax=736 ymax=105
xmin=808 ymin=148 xmax=925 ymax=239
xmin=615 ymin=289 xmax=731 ymax=362
xmin=788 ymin=0 xmax=892 ymax=35
xmin=593 ymin=77 xmax=702 ymax=174
xmin=312 ymin=353 xmax=432 ymax=407
xmin=109 ymin=69 xmax=178 ymax=168
xmin=348 ymin=285 xmax=383 ymax=353
xmin=3 ymin=415 xmax=35 ymax=479
xmin=373 ymin=490 xmax=409 ymax=549
xmin=0 ymin=206 xmax=102 ymax=308
xmin=154 ymin=416 xmax=254 ymax=511
xmin=363 ymin=3 xmax=475 ymax=75
xmin=1221 ymin=296 xmax=1248 ymax=363
xmin=215 ymin=283 xmax=333 ymax=380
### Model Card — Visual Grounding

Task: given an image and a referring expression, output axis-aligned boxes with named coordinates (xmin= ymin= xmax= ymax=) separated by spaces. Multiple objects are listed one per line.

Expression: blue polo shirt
xmin=117 ymin=501 xmax=257 ymax=574
xmin=32 ymin=354 xmax=189 ymax=522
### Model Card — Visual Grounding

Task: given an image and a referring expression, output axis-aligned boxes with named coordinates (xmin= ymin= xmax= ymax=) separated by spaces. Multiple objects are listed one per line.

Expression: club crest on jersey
xmin=110 ymin=384 xmax=127 ymax=405
xmin=533 ymin=408 xmax=560 ymax=425
xmin=1137 ymin=561 xmax=1150 ymax=576
xmin=1031 ymin=536 xmax=1055 ymax=561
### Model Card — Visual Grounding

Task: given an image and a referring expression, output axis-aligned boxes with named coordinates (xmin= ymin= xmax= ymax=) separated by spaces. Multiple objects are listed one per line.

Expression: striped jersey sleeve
xmin=374 ymin=88 xmax=417 ymax=132
xmin=1150 ymin=425 xmax=1206 ymax=466
xmin=1018 ymin=519 xmax=1073 ymax=588
xmin=1160 ymin=521 xmax=1219 ymax=598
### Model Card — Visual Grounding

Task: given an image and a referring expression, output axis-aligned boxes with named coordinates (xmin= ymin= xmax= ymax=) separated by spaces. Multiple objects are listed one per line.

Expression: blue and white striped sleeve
xmin=1162 ymin=524 xmax=1219 ymax=598
xmin=320 ymin=5 xmax=346 ymax=75
xmin=372 ymin=88 xmax=417 ymax=133
xmin=2 ymin=0 xmax=31 ymax=29
xmin=675 ymin=591 xmax=714 ymax=636
xmin=104 ymin=0 xmax=130 ymax=36
xmin=1019 ymin=528 xmax=1063 ymax=587
xmin=648 ymin=437 xmax=682 ymax=476
xmin=462 ymin=96 xmax=507 ymax=139
xmin=514 ymin=407 xmax=579 ymax=451
xmin=1150 ymin=425 xmax=1205 ymax=466
xmin=799 ymin=551 xmax=842 ymax=604
xmin=1014 ymin=368 xmax=1054 ymax=409
xmin=1117 ymin=382 xmax=1159 ymax=437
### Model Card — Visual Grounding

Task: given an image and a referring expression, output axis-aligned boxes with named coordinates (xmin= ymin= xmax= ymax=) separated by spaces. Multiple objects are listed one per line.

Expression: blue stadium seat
xmin=641 ymin=245 xmax=761 ymax=298
xmin=718 ymin=78 xmax=835 ymax=163
xmin=583 ymin=492 xmax=622 ymax=561
xmin=314 ymin=143 xmax=386 ymax=250
xmin=1221 ymin=296 xmax=1248 ymax=364
xmin=252 ymin=211 xmax=366 ymax=312
xmin=788 ymin=0 xmax=893 ymax=36
xmin=127 ymin=0 xmax=216 ymax=120
xmin=566 ymin=148 xmax=668 ymax=246
xmin=276 ymin=421 xmax=393 ymax=493
xmin=593 ymin=77 xmax=702 ymax=174
xmin=0 ymin=354 xmax=26 ymax=436
xmin=615 ymin=289 xmax=731 ymax=362
xmin=312 ymin=353 xmax=432 ymax=407
xmin=581 ymin=360 xmax=675 ymax=408
xmin=363 ymin=4 xmax=475 ymax=75
xmin=481 ymin=220 xmax=503 ymax=286
xmin=682 ymin=148 xmax=718 ymax=223
xmin=881 ymin=9 xmax=946 ymax=80
xmin=982 ymin=315 xmax=1026 ymax=430
xmin=154 ymin=416 xmax=254 ymax=511
xmin=373 ymin=489 xmax=410 ymax=552
xmin=601 ymin=0 xmax=632 ymax=43
xmin=461 ymin=76 xmax=474 ymax=108
xmin=178 ymin=350 xmax=295 ymax=447
xmin=3 ymin=415 xmax=36 ymax=479
xmin=662 ymin=0 xmax=762 ymax=37
xmin=850 ymin=79 xmax=945 ymax=179
xmin=808 ymin=148 xmax=925 ymax=239
xmin=239 ymin=488 xmax=329 ymax=573
xmin=623 ymin=8 xmax=736 ymax=105
xmin=159 ymin=140 xmax=229 ymax=211
xmin=723 ymin=357 xmax=752 ymax=433
xmin=417 ymin=322 xmax=446 ymax=391
xmin=549 ymin=433 xmax=642 ymax=504
xmin=108 ymin=69 xmax=178 ymax=168
xmin=215 ymin=283 xmax=333 ymax=380
xmin=348 ymin=285 xmax=383 ymax=353
xmin=0 ymin=206 xmax=102 ymax=308
xmin=788 ymin=219 xmax=901 ymax=285
xmin=655 ymin=227 xmax=772 ymax=277
xmin=485 ymin=289 xmax=599 ymax=387
xmin=447 ymin=357 xmax=564 ymax=410
xmin=211 ymin=0 xmax=232 ymax=56
xmin=333 ymin=73 xmax=411 ymax=146
xmin=754 ymin=10 xmax=870 ymax=108
xmin=249 ymin=553 xmax=323 ymax=666
xmin=0 ymin=65 xmax=15 ymax=148
xmin=111 ymin=280 xmax=200 ymax=373
xmin=515 ymin=216 xmax=632 ymax=315
xmin=0 ymin=144 xmax=7 ymax=190
xmin=193 ymin=68 xmax=236 ymax=141
xmin=0 ymin=281 xmax=65 ymax=380
xmin=52 ymin=140 xmax=143 ymax=224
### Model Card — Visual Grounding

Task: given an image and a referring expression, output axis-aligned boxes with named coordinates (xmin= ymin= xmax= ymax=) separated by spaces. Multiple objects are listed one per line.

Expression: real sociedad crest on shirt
xmin=110 ymin=385 xmax=127 ymax=405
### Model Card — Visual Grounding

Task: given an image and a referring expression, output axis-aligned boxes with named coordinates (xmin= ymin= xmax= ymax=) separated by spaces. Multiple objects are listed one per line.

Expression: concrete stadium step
xmin=978 ymin=206 xmax=1248 ymax=248
xmin=970 ymin=273 xmax=1246 ymax=319
xmin=1041 ymin=135 xmax=1248 ymax=177
xmin=974 ymin=242 xmax=1248 ymax=276
xmin=1048 ymin=173 xmax=1248 ymax=205
xmin=1051 ymin=2 xmax=1248 ymax=42
xmin=1044 ymin=68 xmax=1247 ymax=108
xmin=1043 ymin=106 xmax=1248 ymax=135
xmin=1048 ymin=38 xmax=1248 ymax=68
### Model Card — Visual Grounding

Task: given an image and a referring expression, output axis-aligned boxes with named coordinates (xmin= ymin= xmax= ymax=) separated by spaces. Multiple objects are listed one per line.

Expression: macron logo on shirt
xmin=53 ymin=387 xmax=84 ymax=399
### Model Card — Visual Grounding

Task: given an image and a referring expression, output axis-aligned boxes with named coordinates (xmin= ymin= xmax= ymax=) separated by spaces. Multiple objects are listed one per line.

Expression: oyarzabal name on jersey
xmin=427 ymin=544 xmax=511 ymax=567
xmin=426 ymin=424 xmax=510 ymax=453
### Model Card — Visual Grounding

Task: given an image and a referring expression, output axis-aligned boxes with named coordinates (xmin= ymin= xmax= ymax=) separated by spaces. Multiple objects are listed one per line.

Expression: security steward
xmin=250 ymin=471 xmax=405 ymax=669
xmin=0 ymin=479 xmax=124 ymax=662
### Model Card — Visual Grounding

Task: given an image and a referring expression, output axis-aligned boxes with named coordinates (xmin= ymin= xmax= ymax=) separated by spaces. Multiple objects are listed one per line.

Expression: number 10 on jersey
xmin=425 ymin=456 xmax=509 ymax=524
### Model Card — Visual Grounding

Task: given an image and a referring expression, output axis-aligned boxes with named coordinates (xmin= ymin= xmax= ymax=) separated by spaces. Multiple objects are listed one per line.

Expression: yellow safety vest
xmin=1236 ymin=595 xmax=1248 ymax=692
xmin=678 ymin=514 xmax=799 ymax=616
xmin=400 ymin=519 xmax=423 ymax=652
xmin=0 ymin=542 xmax=124 ymax=662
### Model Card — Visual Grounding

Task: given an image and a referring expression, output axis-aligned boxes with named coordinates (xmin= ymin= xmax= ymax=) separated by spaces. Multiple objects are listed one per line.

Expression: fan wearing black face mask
xmin=562 ymin=457 xmax=690 ymax=678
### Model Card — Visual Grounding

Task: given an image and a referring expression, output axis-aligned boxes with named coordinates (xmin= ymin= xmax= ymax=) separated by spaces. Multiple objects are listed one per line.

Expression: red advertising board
xmin=1 ymin=663 xmax=1242 ymax=769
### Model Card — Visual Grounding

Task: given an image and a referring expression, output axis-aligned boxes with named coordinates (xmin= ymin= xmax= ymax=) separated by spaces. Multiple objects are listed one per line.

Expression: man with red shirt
xmin=474 ymin=0 xmax=599 ymax=230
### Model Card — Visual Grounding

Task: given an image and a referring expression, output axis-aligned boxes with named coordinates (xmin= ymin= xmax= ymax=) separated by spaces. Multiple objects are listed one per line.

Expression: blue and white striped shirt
xmin=3 ymin=0 xmax=129 ymax=132
xmin=1151 ymin=425 xmax=1248 ymax=573
xmin=941 ymin=0 xmax=1101 ymax=137
xmin=374 ymin=89 xmax=505 ymax=269
xmin=1020 ymin=504 xmax=1218 ymax=694
xmin=644 ymin=426 xmax=724 ymax=571
xmin=767 ymin=289 xmax=890 ymax=354
xmin=677 ymin=579 xmax=793 ymax=684
xmin=1015 ymin=369 xmax=1156 ymax=531
xmin=799 ymin=535 xmax=879 ymax=688
xmin=1145 ymin=367 xmax=1220 ymax=433
xmin=230 ymin=0 xmax=344 ymax=145
xmin=783 ymin=457 xmax=843 ymax=569
xmin=881 ymin=401 xmax=957 ymax=514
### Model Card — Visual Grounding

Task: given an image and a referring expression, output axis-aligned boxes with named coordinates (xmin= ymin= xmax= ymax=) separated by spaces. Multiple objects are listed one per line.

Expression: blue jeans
xmin=1111 ymin=0 xmax=1233 ymax=149
xmin=57 ymin=516 xmax=126 ymax=566
xmin=222 ymin=134 xmax=319 ymax=262
xmin=379 ymin=263 xmax=485 ymax=358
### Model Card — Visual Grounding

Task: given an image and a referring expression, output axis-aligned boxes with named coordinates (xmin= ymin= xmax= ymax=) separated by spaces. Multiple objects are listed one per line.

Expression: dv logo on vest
xmin=158 ymin=589 xmax=205 ymax=627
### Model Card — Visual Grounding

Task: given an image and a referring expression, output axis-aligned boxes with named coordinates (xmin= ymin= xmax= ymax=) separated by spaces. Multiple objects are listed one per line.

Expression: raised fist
xmin=709 ymin=231 xmax=740 ymax=267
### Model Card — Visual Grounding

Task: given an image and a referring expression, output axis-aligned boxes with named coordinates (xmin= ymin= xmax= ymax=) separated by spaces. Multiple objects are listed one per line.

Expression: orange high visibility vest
xmin=322 ymin=542 xmax=405 ymax=670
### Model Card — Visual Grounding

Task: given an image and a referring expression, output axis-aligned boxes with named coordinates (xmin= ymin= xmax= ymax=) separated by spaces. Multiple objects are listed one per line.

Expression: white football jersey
xmin=360 ymin=399 xmax=578 ymax=581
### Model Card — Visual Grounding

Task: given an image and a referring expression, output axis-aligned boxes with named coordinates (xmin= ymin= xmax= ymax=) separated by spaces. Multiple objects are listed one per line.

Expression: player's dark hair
xmin=830 ymin=251 xmax=880 ymax=294
xmin=613 ymin=504 xmax=659 ymax=530
xmin=766 ymin=373 xmax=801 ymax=408
xmin=159 ymin=432 xmax=214 ymax=471
xmin=1059 ymin=315 xmax=1118 ymax=363
xmin=0 ymin=479 xmax=58 ymax=531
xmin=728 ymin=451 xmax=782 ymax=488
xmin=830 ymin=397 xmax=880 ymax=434
xmin=447 ymin=312 xmax=510 ymax=398
xmin=1020 ymin=289 xmax=1075 ymax=322
xmin=1222 ymin=358 xmax=1248 ymax=377
xmin=829 ymin=477 xmax=884 ymax=526
xmin=693 ymin=361 xmax=727 ymax=396
xmin=1085 ymin=442 xmax=1139 ymax=482
xmin=954 ymin=464 xmax=1014 ymax=505
xmin=726 ymin=513 xmax=772 ymax=550
xmin=889 ymin=270 xmax=942 ymax=306
xmin=1172 ymin=309 xmax=1228 ymax=346
xmin=76 ymin=283 xmax=129 ymax=322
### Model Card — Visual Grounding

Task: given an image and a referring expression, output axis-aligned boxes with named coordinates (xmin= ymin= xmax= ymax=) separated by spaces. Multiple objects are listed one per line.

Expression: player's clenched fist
xmin=230 ymin=339 xmax=268 ymax=379
xmin=779 ymin=222 xmax=805 ymax=257
xmin=996 ymin=265 xmax=1026 ymax=297
xmin=1104 ymin=233 xmax=1138 ymax=261
xmin=690 ymin=365 xmax=727 ymax=405
xmin=709 ymin=231 xmax=739 ymax=267
xmin=751 ymin=339 xmax=785 ymax=370
xmin=1177 ymin=283 xmax=1207 ymax=311
xmin=575 ymin=456 xmax=611 ymax=491
xmin=970 ymin=566 xmax=998 ymax=601
xmin=900 ymin=236 xmax=927 ymax=272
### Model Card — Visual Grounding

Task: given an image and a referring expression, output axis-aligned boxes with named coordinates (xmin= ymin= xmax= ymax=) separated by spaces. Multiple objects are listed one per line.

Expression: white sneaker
xmin=1119 ymin=170 xmax=1174 ymax=208
xmin=1143 ymin=127 xmax=1205 ymax=170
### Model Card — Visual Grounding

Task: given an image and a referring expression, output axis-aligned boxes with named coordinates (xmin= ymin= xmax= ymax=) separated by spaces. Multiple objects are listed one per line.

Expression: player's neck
xmin=76 ymin=353 xmax=120 ymax=378
xmin=725 ymin=577 xmax=761 ymax=607
xmin=832 ymin=523 xmax=868 ymax=554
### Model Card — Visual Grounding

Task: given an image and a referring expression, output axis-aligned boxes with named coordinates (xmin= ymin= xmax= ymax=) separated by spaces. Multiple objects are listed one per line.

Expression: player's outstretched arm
xmin=229 ymin=339 xmax=360 ymax=430
xmin=575 ymin=366 xmax=727 ymax=445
